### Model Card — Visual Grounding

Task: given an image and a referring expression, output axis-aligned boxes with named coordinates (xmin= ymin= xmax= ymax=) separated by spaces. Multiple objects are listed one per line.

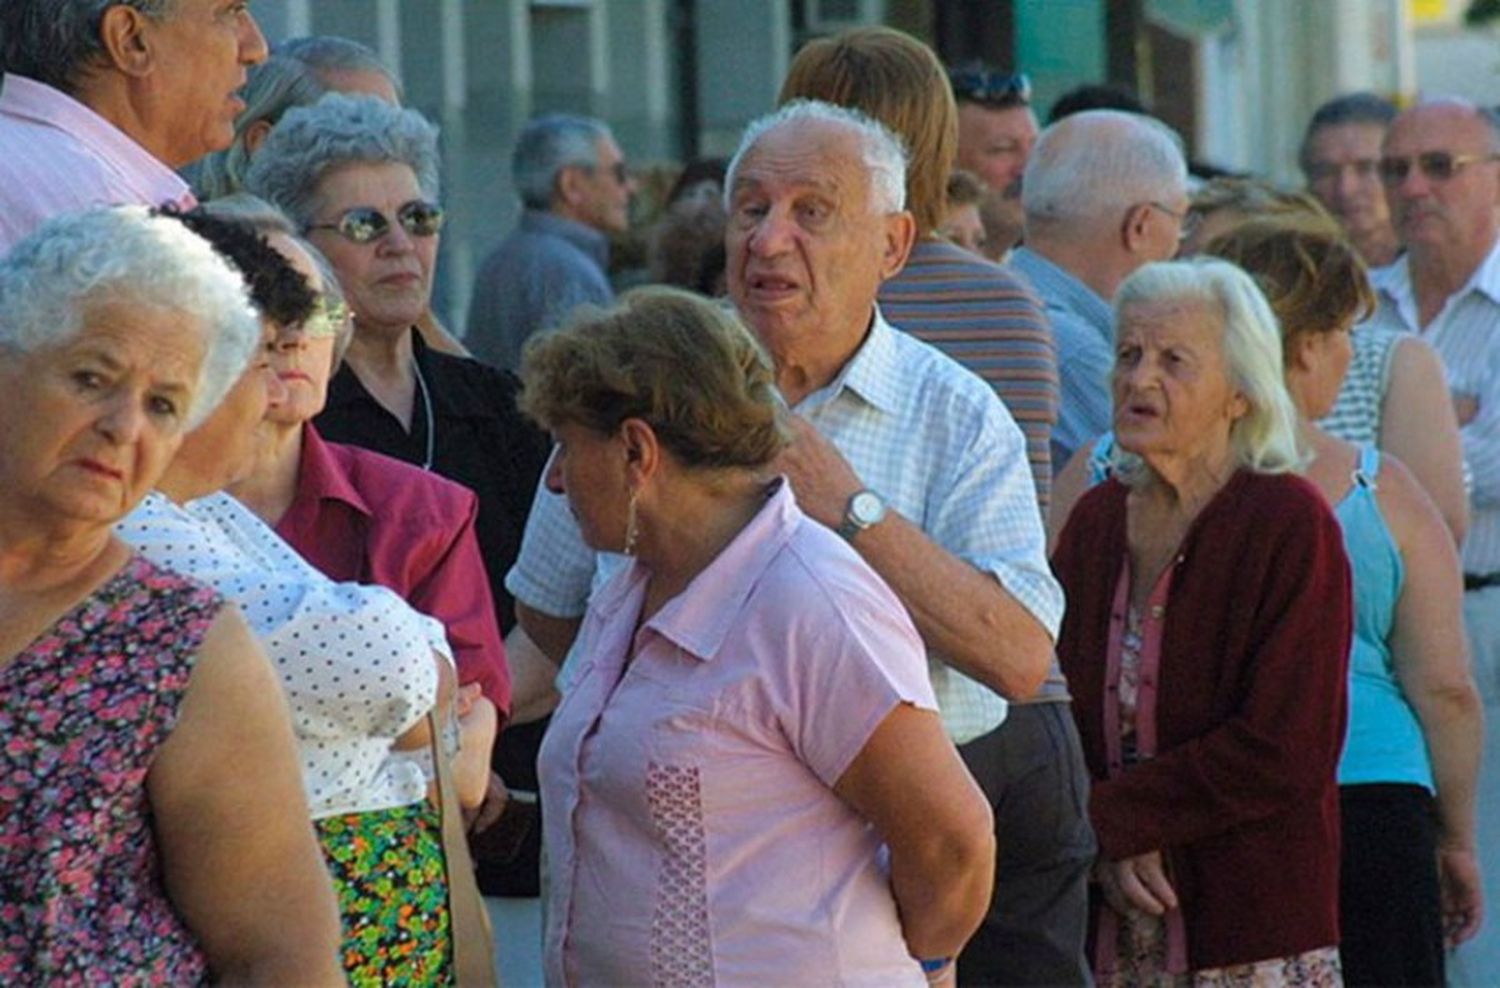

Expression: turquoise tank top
xmin=1082 ymin=438 xmax=1433 ymax=789
xmin=1335 ymin=446 xmax=1433 ymax=790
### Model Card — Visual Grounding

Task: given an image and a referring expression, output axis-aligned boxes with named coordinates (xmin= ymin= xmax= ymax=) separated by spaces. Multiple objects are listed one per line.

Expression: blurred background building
xmin=245 ymin=0 xmax=1498 ymax=335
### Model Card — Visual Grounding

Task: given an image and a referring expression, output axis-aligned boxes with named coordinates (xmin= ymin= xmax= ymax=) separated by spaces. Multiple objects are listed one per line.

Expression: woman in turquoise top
xmin=1054 ymin=217 xmax=1484 ymax=986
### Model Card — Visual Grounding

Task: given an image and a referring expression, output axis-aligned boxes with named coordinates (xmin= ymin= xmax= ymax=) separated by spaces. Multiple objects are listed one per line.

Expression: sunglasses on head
xmin=305 ymin=200 xmax=446 ymax=243
xmin=949 ymin=68 xmax=1032 ymax=107
xmin=1378 ymin=151 xmax=1500 ymax=184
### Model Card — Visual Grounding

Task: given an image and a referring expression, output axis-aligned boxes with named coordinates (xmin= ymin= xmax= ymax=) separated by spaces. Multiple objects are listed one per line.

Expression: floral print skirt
xmin=316 ymin=802 xmax=453 ymax=987
xmin=1101 ymin=908 xmax=1342 ymax=988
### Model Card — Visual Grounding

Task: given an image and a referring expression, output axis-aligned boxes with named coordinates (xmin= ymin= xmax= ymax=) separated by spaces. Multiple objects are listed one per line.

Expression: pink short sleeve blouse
xmin=539 ymin=481 xmax=937 ymax=986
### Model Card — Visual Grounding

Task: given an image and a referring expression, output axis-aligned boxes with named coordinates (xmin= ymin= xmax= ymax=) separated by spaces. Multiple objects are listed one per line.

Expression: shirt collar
xmin=0 ymin=74 xmax=194 ymax=210
xmin=296 ymin=423 xmax=372 ymax=518
xmin=793 ymin=306 xmax=906 ymax=417
xmin=1375 ymin=236 xmax=1500 ymax=325
xmin=1011 ymin=246 xmax=1112 ymax=331
xmin=520 ymin=208 xmax=610 ymax=269
xmin=326 ymin=329 xmax=470 ymax=419
xmin=649 ymin=479 xmax=801 ymax=660
xmin=588 ymin=479 xmax=802 ymax=662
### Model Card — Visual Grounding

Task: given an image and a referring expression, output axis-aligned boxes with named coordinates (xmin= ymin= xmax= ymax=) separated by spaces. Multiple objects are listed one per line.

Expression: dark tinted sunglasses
xmin=1378 ymin=151 xmax=1500 ymax=184
xmin=949 ymin=69 xmax=1032 ymax=107
xmin=306 ymin=200 xmax=446 ymax=243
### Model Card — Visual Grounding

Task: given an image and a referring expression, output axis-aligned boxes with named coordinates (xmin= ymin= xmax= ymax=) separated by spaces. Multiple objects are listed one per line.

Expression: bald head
xmin=1382 ymin=97 xmax=1500 ymax=260
xmin=1022 ymin=111 xmax=1187 ymax=235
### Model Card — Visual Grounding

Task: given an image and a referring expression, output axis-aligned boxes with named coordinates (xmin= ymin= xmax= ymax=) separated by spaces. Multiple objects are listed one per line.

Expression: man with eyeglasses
xmin=1298 ymin=92 xmax=1401 ymax=268
xmin=951 ymin=64 xmax=1037 ymax=260
xmin=1008 ymin=109 xmax=1190 ymax=476
xmin=0 ymin=0 xmax=268 ymax=255
xmin=1358 ymin=98 xmax=1500 ymax=983
xmin=466 ymin=113 xmax=636 ymax=373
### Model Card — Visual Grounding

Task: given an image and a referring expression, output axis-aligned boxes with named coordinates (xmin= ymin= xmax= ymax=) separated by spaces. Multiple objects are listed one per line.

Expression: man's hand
xmin=769 ymin=414 xmax=863 ymax=528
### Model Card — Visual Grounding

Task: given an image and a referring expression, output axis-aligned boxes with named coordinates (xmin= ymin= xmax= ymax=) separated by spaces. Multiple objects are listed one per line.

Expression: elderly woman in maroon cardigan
xmin=1052 ymin=258 xmax=1353 ymax=985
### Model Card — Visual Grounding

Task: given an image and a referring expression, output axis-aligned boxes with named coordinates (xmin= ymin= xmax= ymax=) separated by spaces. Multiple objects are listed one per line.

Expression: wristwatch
xmin=836 ymin=488 xmax=887 ymax=541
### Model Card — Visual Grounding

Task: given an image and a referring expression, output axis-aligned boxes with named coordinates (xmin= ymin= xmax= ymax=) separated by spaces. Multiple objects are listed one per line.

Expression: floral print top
xmin=0 ymin=553 xmax=221 ymax=986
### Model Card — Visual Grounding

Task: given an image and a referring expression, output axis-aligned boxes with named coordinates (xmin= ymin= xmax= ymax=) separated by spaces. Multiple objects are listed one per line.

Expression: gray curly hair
xmin=0 ymin=205 xmax=262 ymax=428
xmin=243 ymin=92 xmax=441 ymax=230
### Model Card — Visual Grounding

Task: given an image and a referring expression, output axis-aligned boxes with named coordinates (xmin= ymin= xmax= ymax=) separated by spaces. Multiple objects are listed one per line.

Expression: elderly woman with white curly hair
xmin=1052 ymin=259 xmax=1354 ymax=985
xmin=0 ymin=206 xmax=343 ymax=984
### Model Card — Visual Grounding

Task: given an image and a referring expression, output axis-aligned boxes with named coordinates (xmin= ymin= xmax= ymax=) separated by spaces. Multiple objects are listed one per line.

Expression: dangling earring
xmin=622 ymin=488 xmax=640 ymax=556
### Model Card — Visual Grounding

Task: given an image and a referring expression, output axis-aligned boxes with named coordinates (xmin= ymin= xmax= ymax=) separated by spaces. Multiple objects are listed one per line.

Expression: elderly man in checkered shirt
xmin=505 ymin=100 xmax=1077 ymax=982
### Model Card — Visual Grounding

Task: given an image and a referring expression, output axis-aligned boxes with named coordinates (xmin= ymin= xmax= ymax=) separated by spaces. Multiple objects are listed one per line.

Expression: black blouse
xmin=315 ymin=331 xmax=550 ymax=634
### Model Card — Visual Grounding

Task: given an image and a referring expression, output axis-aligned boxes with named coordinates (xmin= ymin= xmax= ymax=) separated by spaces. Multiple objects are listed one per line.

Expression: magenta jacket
xmin=276 ymin=424 xmax=511 ymax=719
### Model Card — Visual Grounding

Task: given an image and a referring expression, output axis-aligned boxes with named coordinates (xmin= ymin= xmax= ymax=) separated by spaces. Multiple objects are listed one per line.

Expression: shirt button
xmin=1150 ymin=605 xmax=1165 ymax=619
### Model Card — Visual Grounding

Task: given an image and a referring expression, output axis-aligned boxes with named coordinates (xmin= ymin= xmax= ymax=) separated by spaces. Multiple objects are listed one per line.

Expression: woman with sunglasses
xmin=245 ymin=95 xmax=550 ymax=652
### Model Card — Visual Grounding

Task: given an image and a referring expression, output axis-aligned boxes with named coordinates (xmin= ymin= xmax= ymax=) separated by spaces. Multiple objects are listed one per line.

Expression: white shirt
xmin=1367 ymin=239 xmax=1500 ymax=573
xmin=117 ymin=491 xmax=447 ymax=819
xmin=507 ymin=308 xmax=1063 ymax=745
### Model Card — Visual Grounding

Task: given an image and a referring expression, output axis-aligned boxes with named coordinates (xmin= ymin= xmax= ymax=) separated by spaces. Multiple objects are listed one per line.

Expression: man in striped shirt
xmin=1362 ymin=98 xmax=1499 ymax=982
xmin=0 ymin=0 xmax=268 ymax=254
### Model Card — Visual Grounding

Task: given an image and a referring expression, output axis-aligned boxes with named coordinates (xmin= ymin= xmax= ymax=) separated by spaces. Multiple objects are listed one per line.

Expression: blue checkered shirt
xmin=507 ymin=307 xmax=1064 ymax=744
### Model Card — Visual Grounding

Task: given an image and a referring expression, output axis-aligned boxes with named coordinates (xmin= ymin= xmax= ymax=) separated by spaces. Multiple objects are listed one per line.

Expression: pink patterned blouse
xmin=539 ymin=482 xmax=936 ymax=986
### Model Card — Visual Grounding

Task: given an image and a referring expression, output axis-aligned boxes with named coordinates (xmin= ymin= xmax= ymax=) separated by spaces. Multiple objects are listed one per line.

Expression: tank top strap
xmin=1351 ymin=444 xmax=1381 ymax=491
xmin=1088 ymin=431 xmax=1116 ymax=485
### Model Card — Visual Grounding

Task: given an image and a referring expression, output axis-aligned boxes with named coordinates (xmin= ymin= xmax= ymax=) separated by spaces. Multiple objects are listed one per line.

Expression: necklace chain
xmin=413 ymin=357 xmax=435 ymax=472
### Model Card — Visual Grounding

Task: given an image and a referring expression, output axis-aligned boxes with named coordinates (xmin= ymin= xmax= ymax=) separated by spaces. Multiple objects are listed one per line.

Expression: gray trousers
xmin=957 ymin=701 xmax=1096 ymax=988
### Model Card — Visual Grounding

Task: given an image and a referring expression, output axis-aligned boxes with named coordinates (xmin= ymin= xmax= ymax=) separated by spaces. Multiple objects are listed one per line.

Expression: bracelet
xmin=919 ymin=956 xmax=954 ymax=982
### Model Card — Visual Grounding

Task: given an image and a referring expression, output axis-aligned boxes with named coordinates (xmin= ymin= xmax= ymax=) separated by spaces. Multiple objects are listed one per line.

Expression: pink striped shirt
xmin=0 ymin=75 xmax=194 ymax=254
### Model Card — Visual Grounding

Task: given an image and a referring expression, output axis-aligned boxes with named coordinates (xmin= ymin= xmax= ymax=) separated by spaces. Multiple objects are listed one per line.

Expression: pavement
xmin=487 ymin=895 xmax=544 ymax=986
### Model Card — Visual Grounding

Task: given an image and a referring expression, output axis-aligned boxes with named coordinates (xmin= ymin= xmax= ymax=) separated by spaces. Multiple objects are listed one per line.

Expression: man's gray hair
xmin=0 ymin=205 xmax=261 ymax=428
xmin=243 ymin=92 xmax=441 ymax=230
xmin=0 ymin=0 xmax=172 ymax=93
xmin=192 ymin=53 xmax=327 ymax=200
xmin=1023 ymin=110 xmax=1187 ymax=233
xmin=1109 ymin=258 xmax=1304 ymax=484
xmin=512 ymin=113 xmax=612 ymax=210
xmin=725 ymin=100 xmax=909 ymax=214
xmin=277 ymin=34 xmax=403 ymax=100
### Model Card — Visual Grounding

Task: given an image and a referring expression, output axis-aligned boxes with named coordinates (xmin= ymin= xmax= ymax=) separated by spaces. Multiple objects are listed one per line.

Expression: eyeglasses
xmin=1148 ymin=201 xmax=1202 ymax=242
xmin=305 ymin=200 xmax=445 ymax=243
xmin=1377 ymin=151 xmax=1500 ymax=184
xmin=300 ymin=295 xmax=349 ymax=339
xmin=949 ymin=68 xmax=1032 ymax=108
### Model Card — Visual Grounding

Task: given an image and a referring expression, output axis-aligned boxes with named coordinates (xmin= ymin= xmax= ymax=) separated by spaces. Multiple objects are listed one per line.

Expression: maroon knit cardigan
xmin=1052 ymin=469 xmax=1353 ymax=970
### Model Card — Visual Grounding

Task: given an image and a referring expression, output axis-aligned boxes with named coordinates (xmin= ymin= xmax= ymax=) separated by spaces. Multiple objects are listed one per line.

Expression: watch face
xmin=850 ymin=490 xmax=885 ymax=526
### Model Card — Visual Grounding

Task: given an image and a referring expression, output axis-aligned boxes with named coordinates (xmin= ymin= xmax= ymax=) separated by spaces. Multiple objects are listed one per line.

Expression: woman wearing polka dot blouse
xmin=116 ymin=209 xmax=495 ymax=987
